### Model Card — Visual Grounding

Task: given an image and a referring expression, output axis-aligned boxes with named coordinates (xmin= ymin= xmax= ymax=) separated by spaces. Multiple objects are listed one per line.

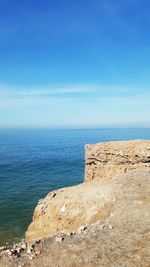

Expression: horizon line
xmin=0 ymin=126 xmax=150 ymax=130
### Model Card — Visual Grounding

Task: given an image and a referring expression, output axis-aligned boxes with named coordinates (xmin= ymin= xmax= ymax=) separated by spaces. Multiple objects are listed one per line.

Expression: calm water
xmin=0 ymin=128 xmax=150 ymax=245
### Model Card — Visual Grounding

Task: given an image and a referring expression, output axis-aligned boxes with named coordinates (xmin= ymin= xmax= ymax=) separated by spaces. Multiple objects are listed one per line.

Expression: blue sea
xmin=0 ymin=128 xmax=150 ymax=245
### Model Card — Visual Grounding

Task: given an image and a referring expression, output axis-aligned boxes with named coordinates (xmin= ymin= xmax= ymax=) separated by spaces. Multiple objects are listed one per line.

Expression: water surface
xmin=0 ymin=128 xmax=150 ymax=245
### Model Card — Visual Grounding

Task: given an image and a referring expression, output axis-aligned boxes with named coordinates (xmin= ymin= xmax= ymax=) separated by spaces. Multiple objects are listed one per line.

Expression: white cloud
xmin=0 ymin=83 xmax=149 ymax=97
xmin=0 ymin=83 xmax=92 ymax=97
xmin=0 ymin=83 xmax=150 ymax=109
xmin=0 ymin=83 xmax=150 ymax=128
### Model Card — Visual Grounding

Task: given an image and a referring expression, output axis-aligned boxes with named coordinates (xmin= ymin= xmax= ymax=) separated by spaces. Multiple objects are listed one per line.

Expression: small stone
xmin=20 ymin=243 xmax=27 ymax=250
xmin=99 ymin=224 xmax=105 ymax=230
xmin=55 ymin=237 xmax=64 ymax=242
xmin=35 ymin=250 xmax=41 ymax=256
xmin=13 ymin=244 xmax=18 ymax=249
xmin=16 ymin=248 xmax=21 ymax=254
xmin=0 ymin=246 xmax=5 ymax=251
xmin=38 ymin=199 xmax=44 ymax=205
xmin=108 ymin=225 xmax=113 ymax=229
xmin=13 ymin=249 xmax=21 ymax=256
xmin=70 ymin=231 xmax=76 ymax=236
xmin=35 ymin=240 xmax=41 ymax=244
xmin=28 ymin=244 xmax=33 ymax=250
xmin=29 ymin=255 xmax=34 ymax=260
xmin=5 ymin=249 xmax=12 ymax=256
xmin=27 ymin=248 xmax=32 ymax=254
xmin=78 ymin=226 xmax=86 ymax=233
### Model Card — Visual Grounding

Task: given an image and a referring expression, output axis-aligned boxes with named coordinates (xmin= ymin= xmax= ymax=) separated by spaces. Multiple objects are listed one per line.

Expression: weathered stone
xmin=69 ymin=231 xmax=76 ymax=236
xmin=25 ymin=140 xmax=150 ymax=242
xmin=77 ymin=226 xmax=86 ymax=233
xmin=27 ymin=248 xmax=33 ymax=254
xmin=35 ymin=251 xmax=41 ymax=256
xmin=55 ymin=237 xmax=64 ymax=242
xmin=5 ymin=249 xmax=12 ymax=256
xmin=38 ymin=199 xmax=44 ymax=205
xmin=29 ymin=255 xmax=34 ymax=260
xmin=85 ymin=140 xmax=150 ymax=181
xmin=99 ymin=224 xmax=105 ymax=230
xmin=20 ymin=244 xmax=27 ymax=250
xmin=0 ymin=246 xmax=5 ymax=251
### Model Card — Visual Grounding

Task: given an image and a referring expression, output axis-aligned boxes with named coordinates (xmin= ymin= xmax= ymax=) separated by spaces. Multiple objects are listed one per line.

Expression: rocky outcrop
xmin=85 ymin=140 xmax=150 ymax=181
xmin=25 ymin=180 xmax=114 ymax=241
xmin=25 ymin=140 xmax=150 ymax=242
xmin=1 ymin=168 xmax=150 ymax=267
xmin=0 ymin=140 xmax=150 ymax=267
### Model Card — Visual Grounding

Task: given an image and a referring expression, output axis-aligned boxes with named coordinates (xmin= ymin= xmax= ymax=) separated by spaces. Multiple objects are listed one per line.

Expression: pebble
xmin=78 ymin=226 xmax=87 ymax=233
xmin=108 ymin=225 xmax=113 ymax=229
xmin=38 ymin=199 xmax=44 ymax=205
xmin=29 ymin=255 xmax=34 ymax=260
xmin=13 ymin=244 xmax=18 ymax=249
xmin=0 ymin=246 xmax=5 ymax=251
xmin=16 ymin=248 xmax=21 ymax=254
xmin=20 ymin=243 xmax=27 ymax=250
xmin=35 ymin=250 xmax=41 ymax=256
xmin=55 ymin=237 xmax=64 ymax=242
xmin=27 ymin=248 xmax=32 ymax=254
xmin=70 ymin=231 xmax=76 ymax=236
xmin=99 ymin=224 xmax=105 ymax=230
xmin=5 ymin=250 xmax=12 ymax=256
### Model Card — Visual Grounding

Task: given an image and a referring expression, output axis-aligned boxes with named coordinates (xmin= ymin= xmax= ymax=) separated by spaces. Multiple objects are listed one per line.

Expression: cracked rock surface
xmin=85 ymin=140 xmax=150 ymax=181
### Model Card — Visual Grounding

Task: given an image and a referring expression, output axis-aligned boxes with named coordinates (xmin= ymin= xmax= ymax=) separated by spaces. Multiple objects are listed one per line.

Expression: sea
xmin=0 ymin=128 xmax=150 ymax=246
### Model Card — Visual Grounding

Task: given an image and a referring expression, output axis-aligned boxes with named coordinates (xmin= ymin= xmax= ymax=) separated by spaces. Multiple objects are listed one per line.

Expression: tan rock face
xmin=25 ymin=181 xmax=115 ymax=241
xmin=85 ymin=140 xmax=150 ymax=181
xmin=25 ymin=140 xmax=150 ymax=242
xmin=2 ymin=167 xmax=150 ymax=267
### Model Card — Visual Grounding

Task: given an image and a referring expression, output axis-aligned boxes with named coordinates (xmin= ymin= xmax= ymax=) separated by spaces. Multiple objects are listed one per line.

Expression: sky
xmin=0 ymin=0 xmax=150 ymax=128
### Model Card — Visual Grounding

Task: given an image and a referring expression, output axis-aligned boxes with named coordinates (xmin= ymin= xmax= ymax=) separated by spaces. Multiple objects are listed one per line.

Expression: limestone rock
xmin=25 ymin=140 xmax=150 ymax=242
xmin=85 ymin=139 xmax=150 ymax=181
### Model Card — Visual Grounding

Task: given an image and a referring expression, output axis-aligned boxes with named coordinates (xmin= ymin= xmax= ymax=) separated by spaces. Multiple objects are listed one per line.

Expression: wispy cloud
xmin=0 ymin=83 xmax=93 ymax=108
xmin=0 ymin=83 xmax=149 ymax=97
xmin=0 ymin=83 xmax=150 ymax=109
xmin=0 ymin=83 xmax=92 ymax=96
xmin=0 ymin=82 xmax=150 ymax=128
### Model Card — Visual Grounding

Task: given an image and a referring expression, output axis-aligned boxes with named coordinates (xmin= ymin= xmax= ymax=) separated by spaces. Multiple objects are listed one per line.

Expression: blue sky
xmin=0 ymin=0 xmax=150 ymax=128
